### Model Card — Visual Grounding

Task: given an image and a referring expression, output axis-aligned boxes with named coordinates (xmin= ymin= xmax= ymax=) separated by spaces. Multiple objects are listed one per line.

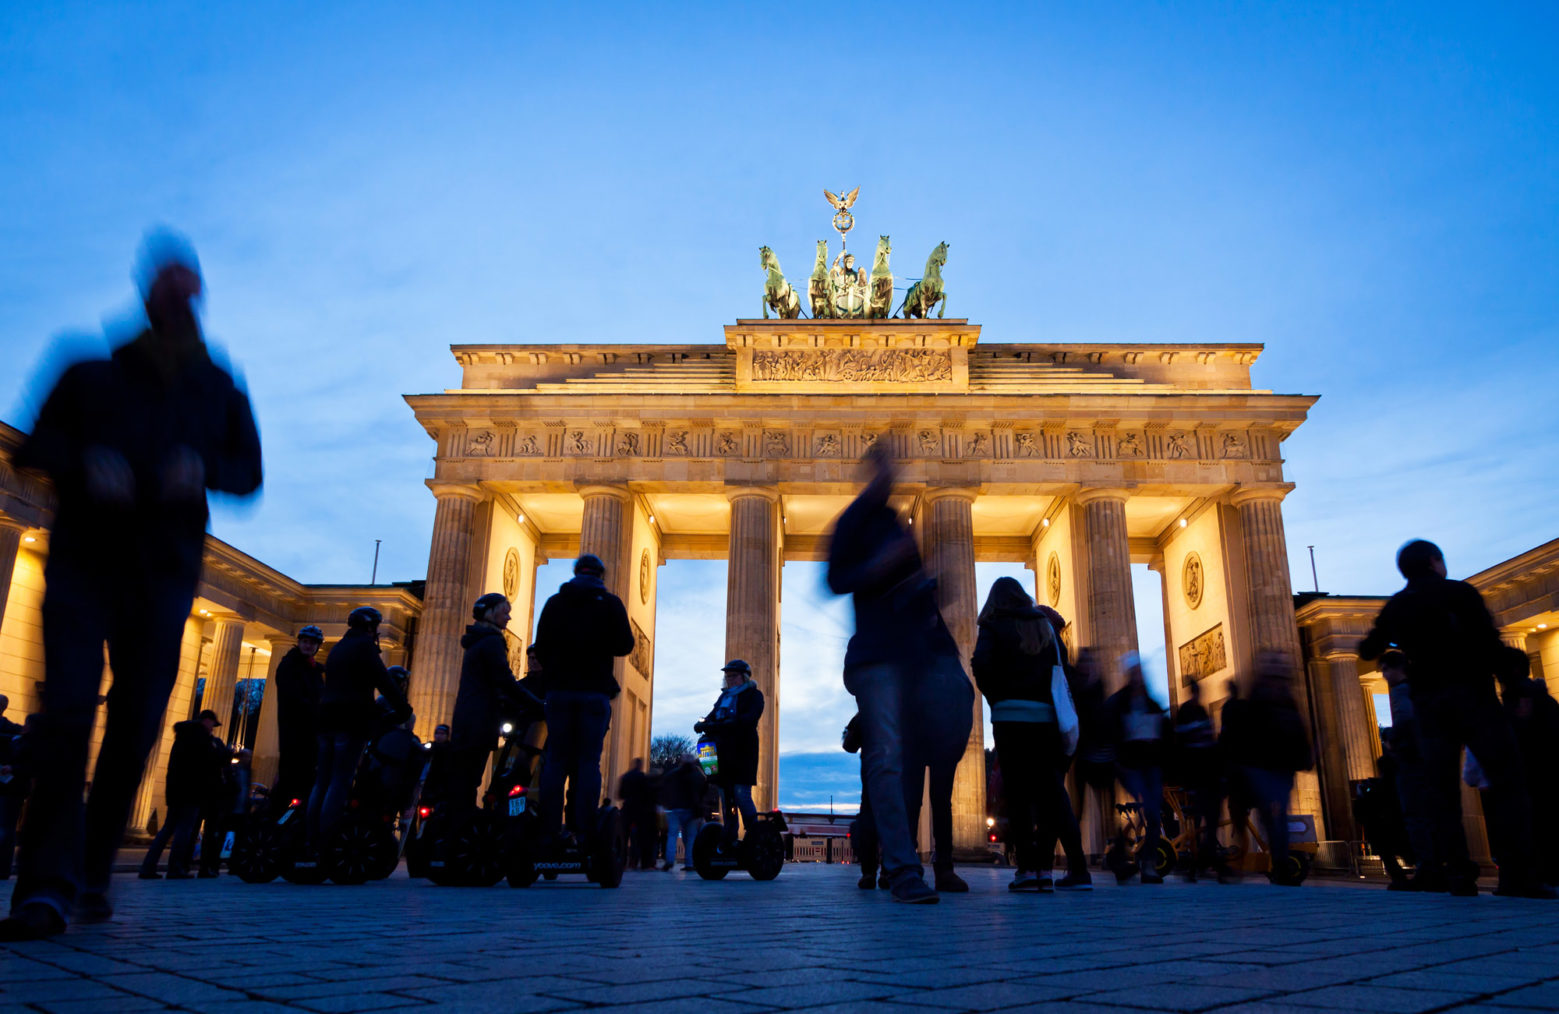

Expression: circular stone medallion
xmin=1046 ymin=552 xmax=1062 ymax=608
xmin=1182 ymin=552 xmax=1205 ymax=610
xmin=639 ymin=548 xmax=651 ymax=604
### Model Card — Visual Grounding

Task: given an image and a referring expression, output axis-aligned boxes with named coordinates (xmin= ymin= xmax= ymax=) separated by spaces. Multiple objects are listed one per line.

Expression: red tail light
xmin=289 ymin=798 xmax=301 ymax=807
xmin=418 ymin=806 xmax=431 ymax=818
xmin=508 ymin=784 xmax=526 ymax=798
xmin=989 ymin=834 xmax=997 ymax=842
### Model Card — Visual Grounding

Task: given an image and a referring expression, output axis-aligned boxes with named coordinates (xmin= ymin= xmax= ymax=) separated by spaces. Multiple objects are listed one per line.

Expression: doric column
xmin=725 ymin=487 xmax=781 ymax=811
xmin=1327 ymin=653 xmax=1377 ymax=782
xmin=1231 ymin=487 xmax=1304 ymax=662
xmin=0 ymin=517 xmax=24 ymax=636
xmin=920 ymin=487 xmax=986 ymax=854
xmin=1075 ymin=488 xmax=1139 ymax=689
xmin=202 ymin=618 xmax=246 ymax=732
xmin=250 ymin=635 xmax=293 ymax=792
xmin=408 ymin=482 xmax=487 ymax=737
xmin=578 ymin=484 xmax=633 ymax=783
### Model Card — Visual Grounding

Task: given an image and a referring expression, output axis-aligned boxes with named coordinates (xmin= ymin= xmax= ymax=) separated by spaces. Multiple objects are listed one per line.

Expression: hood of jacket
xmin=461 ymin=623 xmax=505 ymax=650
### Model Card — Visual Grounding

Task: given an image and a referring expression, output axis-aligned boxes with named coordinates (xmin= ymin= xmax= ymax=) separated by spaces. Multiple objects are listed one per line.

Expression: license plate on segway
xmin=508 ymin=796 xmax=526 ymax=817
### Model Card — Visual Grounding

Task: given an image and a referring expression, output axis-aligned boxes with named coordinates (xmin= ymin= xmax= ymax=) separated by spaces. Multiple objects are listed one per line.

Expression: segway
xmin=692 ymin=809 xmax=787 ymax=881
xmin=230 ymin=796 xmax=306 ymax=884
xmin=505 ymin=798 xmax=625 ymax=889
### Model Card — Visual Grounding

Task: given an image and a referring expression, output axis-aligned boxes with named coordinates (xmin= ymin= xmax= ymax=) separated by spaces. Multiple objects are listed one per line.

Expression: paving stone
xmin=1280 ymin=984 xmax=1477 ymax=1011
xmin=885 ymin=981 xmax=1077 ymax=1008
xmin=1478 ymin=981 xmax=1559 ymax=1008
xmin=1082 ymin=984 xmax=1273 ymax=1011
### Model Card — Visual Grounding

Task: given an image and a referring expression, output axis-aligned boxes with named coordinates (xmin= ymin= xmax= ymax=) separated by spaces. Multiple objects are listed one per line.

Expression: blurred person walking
xmin=1173 ymin=679 xmax=1222 ymax=880
xmin=139 ymin=710 xmax=227 ymax=880
xmin=617 ymin=758 xmax=658 ymax=869
xmin=0 ymin=697 xmax=25 ymax=880
xmin=2 ymin=236 xmax=262 ymax=939
xmin=1498 ymin=657 xmax=1559 ymax=887
xmin=825 ymin=444 xmax=945 ymax=904
xmin=660 ymin=752 xmax=706 ymax=870
xmin=1106 ymin=653 xmax=1169 ymax=884
xmin=1235 ymin=654 xmax=1313 ymax=885
xmin=1360 ymin=539 xmax=1553 ymax=898
xmin=1070 ymin=648 xmax=1116 ymax=872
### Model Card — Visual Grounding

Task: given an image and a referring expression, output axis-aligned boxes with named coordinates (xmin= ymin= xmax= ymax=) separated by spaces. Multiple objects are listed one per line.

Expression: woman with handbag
xmin=972 ymin=577 xmax=1082 ymax=892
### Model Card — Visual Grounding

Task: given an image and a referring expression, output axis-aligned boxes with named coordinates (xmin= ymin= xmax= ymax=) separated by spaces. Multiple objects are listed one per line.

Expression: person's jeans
xmin=1118 ymin=764 xmax=1163 ymax=874
xmin=1412 ymin=681 xmax=1537 ymax=888
xmin=665 ymin=808 xmax=701 ymax=866
xmin=12 ymin=561 xmax=196 ymax=918
xmin=903 ymin=657 xmax=973 ymax=872
xmin=1242 ymin=766 xmax=1294 ymax=877
xmin=140 ymin=801 xmax=201 ymax=875
xmin=844 ymin=663 xmax=922 ymax=882
xmin=306 ymin=732 xmax=366 ymax=845
xmin=993 ymin=720 xmax=1065 ymax=874
xmin=448 ymin=740 xmax=496 ymax=816
xmin=539 ymin=691 xmax=611 ymax=837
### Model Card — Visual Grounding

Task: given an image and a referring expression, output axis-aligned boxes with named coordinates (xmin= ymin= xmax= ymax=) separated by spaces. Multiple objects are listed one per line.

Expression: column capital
xmin=425 ymin=480 xmax=488 ymax=504
xmin=724 ymin=484 xmax=780 ymax=504
xmin=1229 ymin=483 xmax=1294 ymax=507
xmin=1322 ymin=650 xmax=1362 ymax=665
xmin=921 ymin=486 xmax=978 ymax=505
xmin=1073 ymin=487 xmax=1132 ymax=507
xmin=575 ymin=482 xmax=631 ymax=502
xmin=0 ymin=513 xmax=28 ymax=534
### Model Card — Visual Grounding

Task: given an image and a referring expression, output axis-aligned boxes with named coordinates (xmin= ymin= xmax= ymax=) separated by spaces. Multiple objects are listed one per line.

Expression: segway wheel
xmin=1152 ymin=840 xmax=1176 ymax=880
xmin=745 ymin=823 xmax=785 ymax=882
xmin=692 ymin=822 xmax=728 ymax=880
xmin=1280 ymin=852 xmax=1312 ymax=885
xmin=593 ymin=806 xmax=625 ymax=889
xmin=327 ymin=818 xmax=396 ymax=885
xmin=230 ymin=823 xmax=282 ymax=884
xmin=444 ymin=812 xmax=506 ymax=887
xmin=279 ymin=845 xmax=330 ymax=885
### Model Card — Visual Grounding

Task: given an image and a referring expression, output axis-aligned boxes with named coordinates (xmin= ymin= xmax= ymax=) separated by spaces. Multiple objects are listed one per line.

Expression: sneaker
xmin=1009 ymin=869 xmax=1040 ymax=892
xmin=1055 ymin=872 xmax=1093 ymax=891
xmin=858 ymin=871 xmax=877 ymax=890
xmin=934 ymin=869 xmax=969 ymax=893
xmin=76 ymin=893 xmax=113 ymax=925
xmin=1035 ymin=875 xmax=1055 ymax=893
xmin=877 ymin=872 xmax=892 ymax=890
xmin=0 ymin=903 xmax=66 ymax=941
xmin=891 ymin=876 xmax=939 ymax=904
xmin=137 ymin=870 xmax=161 ymax=880
xmin=661 ymin=861 xmax=674 ymax=872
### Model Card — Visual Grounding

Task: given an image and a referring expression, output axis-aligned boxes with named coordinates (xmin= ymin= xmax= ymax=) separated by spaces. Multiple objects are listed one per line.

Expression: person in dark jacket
xmin=1231 ymin=653 xmax=1313 ymax=885
xmin=616 ymin=758 xmax=658 ymax=869
xmin=534 ymin=554 xmax=634 ymax=841
xmin=1499 ymin=660 xmax=1559 ymax=887
xmin=1360 ymin=539 xmax=1552 ymax=899
xmin=973 ymin=577 xmax=1075 ymax=893
xmin=419 ymin=724 xmax=454 ymax=811
xmin=1069 ymin=647 xmax=1116 ymax=871
xmin=1173 ymin=678 xmax=1222 ymax=880
xmin=2 ymin=237 xmax=262 ymax=940
xmin=824 ymin=444 xmax=944 ymax=905
xmin=139 ymin=710 xmax=227 ymax=879
xmin=305 ymin=607 xmax=410 ymax=848
xmin=271 ymin=625 xmax=325 ymax=810
xmin=0 ymin=698 xmax=25 ymax=880
xmin=198 ymin=747 xmax=252 ymax=877
xmin=449 ymin=593 xmax=542 ymax=814
xmin=660 ymin=753 xmax=706 ymax=870
xmin=1106 ymin=653 xmax=1169 ymax=884
xmin=695 ymin=660 xmax=765 ymax=846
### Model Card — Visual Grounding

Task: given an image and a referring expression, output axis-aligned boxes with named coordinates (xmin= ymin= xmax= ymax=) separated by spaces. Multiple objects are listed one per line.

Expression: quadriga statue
xmin=898 ymin=241 xmax=948 ymax=319
xmin=865 ymin=235 xmax=893 ymax=319
xmin=760 ymin=245 xmax=802 ymax=319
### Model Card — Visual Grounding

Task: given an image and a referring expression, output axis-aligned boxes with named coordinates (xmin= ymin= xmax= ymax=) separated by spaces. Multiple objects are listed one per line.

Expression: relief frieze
xmin=749 ymin=348 xmax=953 ymax=384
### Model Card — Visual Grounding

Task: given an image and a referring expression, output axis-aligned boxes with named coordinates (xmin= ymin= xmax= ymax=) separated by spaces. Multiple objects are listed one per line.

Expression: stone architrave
xmin=408 ymin=482 xmax=489 ymax=737
xmin=725 ymin=487 xmax=781 ymax=812
xmin=1076 ymin=488 xmax=1139 ymax=688
xmin=202 ymin=618 xmax=246 ymax=731
xmin=920 ymin=487 xmax=986 ymax=855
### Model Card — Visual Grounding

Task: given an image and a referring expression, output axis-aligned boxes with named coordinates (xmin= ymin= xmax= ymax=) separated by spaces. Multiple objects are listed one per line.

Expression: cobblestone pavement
xmin=4 ymin=864 xmax=1559 ymax=1013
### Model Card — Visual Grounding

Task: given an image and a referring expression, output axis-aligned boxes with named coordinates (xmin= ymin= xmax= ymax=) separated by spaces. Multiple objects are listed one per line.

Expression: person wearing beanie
xmin=448 ymin=593 xmax=541 ymax=813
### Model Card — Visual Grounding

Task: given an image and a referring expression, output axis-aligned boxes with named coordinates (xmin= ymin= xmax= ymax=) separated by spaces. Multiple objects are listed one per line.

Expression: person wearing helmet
xmin=305 ymin=607 xmax=410 ymax=848
xmin=0 ymin=235 xmax=264 ymax=940
xmin=449 ymin=593 xmax=542 ymax=813
xmin=533 ymin=554 xmax=634 ymax=841
xmin=271 ymin=625 xmax=325 ymax=811
xmin=694 ymin=660 xmax=765 ymax=846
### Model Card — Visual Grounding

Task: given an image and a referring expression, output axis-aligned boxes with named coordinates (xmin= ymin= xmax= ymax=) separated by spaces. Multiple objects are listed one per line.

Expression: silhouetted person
xmin=1362 ymin=727 xmax=1418 ymax=889
xmin=0 ymin=703 xmax=31 ymax=880
xmin=450 ymin=593 xmax=541 ymax=814
xmin=1107 ymin=652 xmax=1168 ymax=884
xmin=617 ymin=758 xmax=658 ymax=868
xmin=1379 ymin=648 xmax=1441 ymax=890
xmin=973 ymin=576 xmax=1071 ymax=892
xmin=272 ymin=625 xmax=325 ymax=810
xmin=1235 ymin=653 xmax=1313 ymax=885
xmin=660 ymin=753 xmax=706 ymax=871
xmin=902 ymin=620 xmax=974 ymax=895
xmin=1173 ymin=679 xmax=1222 ymax=880
xmin=695 ymin=660 xmax=765 ymax=846
xmin=842 ymin=715 xmax=887 ymax=888
xmin=1 ymin=236 xmax=262 ymax=940
xmin=419 ymin=724 xmax=454 ymax=811
xmin=199 ymin=747 xmax=252 ymax=877
xmin=1034 ymin=606 xmax=1090 ymax=889
xmin=1499 ymin=659 xmax=1559 ymax=887
xmin=306 ymin=607 xmax=409 ymax=849
xmin=1360 ymin=539 xmax=1553 ymax=898
xmin=534 ymin=553 xmax=634 ymax=841
xmin=139 ymin=710 xmax=227 ymax=880
xmin=825 ymin=444 xmax=943 ymax=904
xmin=1070 ymin=647 xmax=1116 ymax=868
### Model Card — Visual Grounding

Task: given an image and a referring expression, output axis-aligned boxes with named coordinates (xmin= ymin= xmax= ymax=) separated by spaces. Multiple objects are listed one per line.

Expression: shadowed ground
xmin=3 ymin=864 xmax=1559 ymax=1012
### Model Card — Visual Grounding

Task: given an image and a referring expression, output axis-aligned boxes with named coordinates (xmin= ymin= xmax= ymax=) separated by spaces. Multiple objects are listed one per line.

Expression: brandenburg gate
xmin=404 ymin=319 xmax=1318 ymax=850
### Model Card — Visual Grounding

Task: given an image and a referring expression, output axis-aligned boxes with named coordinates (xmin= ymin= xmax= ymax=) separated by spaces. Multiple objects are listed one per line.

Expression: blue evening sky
xmin=3 ymin=3 xmax=1555 ymax=807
